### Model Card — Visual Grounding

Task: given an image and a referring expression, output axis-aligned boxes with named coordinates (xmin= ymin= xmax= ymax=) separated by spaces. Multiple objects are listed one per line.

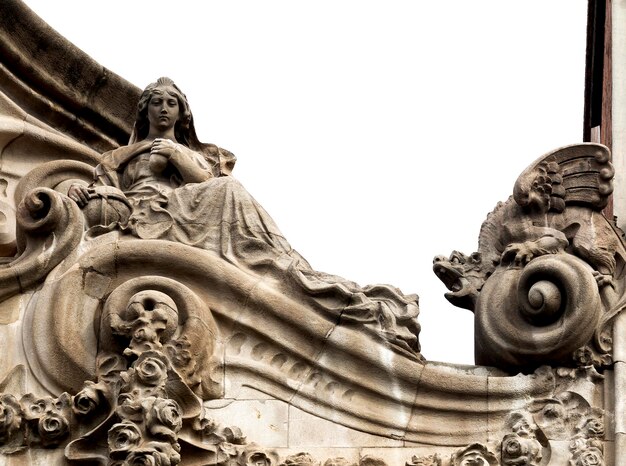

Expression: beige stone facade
xmin=0 ymin=1 xmax=621 ymax=465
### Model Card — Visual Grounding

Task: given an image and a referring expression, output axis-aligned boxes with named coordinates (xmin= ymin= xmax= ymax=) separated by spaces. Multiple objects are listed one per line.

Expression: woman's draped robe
xmin=91 ymin=141 xmax=422 ymax=356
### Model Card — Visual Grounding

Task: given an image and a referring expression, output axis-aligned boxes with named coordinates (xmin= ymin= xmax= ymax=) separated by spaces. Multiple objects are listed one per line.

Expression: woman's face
xmin=147 ymin=86 xmax=181 ymax=133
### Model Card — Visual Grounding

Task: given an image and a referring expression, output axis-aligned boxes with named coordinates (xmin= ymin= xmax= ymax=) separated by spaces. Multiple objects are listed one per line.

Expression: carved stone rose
xmin=406 ymin=453 xmax=442 ymax=466
xmin=324 ymin=459 xmax=356 ymax=466
xmin=72 ymin=381 xmax=102 ymax=417
xmin=124 ymin=442 xmax=181 ymax=466
xmin=359 ymin=457 xmax=388 ymax=466
xmin=578 ymin=417 xmax=605 ymax=439
xmin=280 ymin=452 xmax=318 ymax=466
xmin=144 ymin=398 xmax=182 ymax=441
xmin=21 ymin=394 xmax=71 ymax=447
xmin=0 ymin=394 xmax=22 ymax=443
xmin=243 ymin=452 xmax=274 ymax=466
xmin=38 ymin=411 xmax=70 ymax=446
xmin=108 ymin=421 xmax=142 ymax=458
xmin=450 ymin=443 xmax=496 ymax=466
xmin=570 ymin=447 xmax=605 ymax=466
xmin=134 ymin=356 xmax=169 ymax=387
xmin=500 ymin=433 xmax=541 ymax=465
xmin=239 ymin=444 xmax=279 ymax=466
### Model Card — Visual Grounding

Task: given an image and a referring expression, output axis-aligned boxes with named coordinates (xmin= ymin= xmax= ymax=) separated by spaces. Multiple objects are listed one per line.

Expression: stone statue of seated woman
xmin=66 ymin=77 xmax=422 ymax=357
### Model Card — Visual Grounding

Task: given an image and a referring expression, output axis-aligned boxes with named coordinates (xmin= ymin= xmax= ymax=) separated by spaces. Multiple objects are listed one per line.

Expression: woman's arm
xmin=68 ymin=163 xmax=117 ymax=207
xmin=150 ymin=138 xmax=212 ymax=183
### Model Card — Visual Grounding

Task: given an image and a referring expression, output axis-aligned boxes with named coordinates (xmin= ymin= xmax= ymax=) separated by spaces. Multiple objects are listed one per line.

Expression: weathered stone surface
xmin=0 ymin=0 xmax=139 ymax=151
xmin=0 ymin=1 xmax=620 ymax=465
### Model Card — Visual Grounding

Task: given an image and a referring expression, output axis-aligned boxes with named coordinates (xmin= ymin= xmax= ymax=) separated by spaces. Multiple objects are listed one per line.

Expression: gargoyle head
xmin=109 ymin=290 xmax=179 ymax=358
xmin=433 ymin=251 xmax=484 ymax=311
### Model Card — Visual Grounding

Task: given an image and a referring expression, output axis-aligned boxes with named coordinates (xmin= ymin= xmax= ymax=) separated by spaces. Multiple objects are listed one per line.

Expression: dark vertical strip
xmin=584 ymin=0 xmax=613 ymax=218
xmin=602 ymin=0 xmax=612 ymax=151
xmin=602 ymin=0 xmax=613 ymax=219
xmin=584 ymin=0 xmax=599 ymax=141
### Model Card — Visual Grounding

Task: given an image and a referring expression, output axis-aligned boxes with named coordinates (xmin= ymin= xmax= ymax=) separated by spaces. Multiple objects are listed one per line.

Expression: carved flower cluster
xmin=570 ymin=447 xmax=605 ymax=466
xmin=569 ymin=412 xmax=605 ymax=466
xmin=0 ymin=392 xmax=75 ymax=452
xmin=134 ymin=355 xmax=169 ymax=387
xmin=0 ymin=395 xmax=24 ymax=452
xmin=56 ymin=285 xmax=213 ymax=465
xmin=450 ymin=443 xmax=497 ymax=466
xmin=500 ymin=433 xmax=542 ymax=465
xmin=118 ymin=352 xmax=171 ymax=404
xmin=108 ymin=400 xmax=182 ymax=464
xmin=239 ymin=444 xmax=278 ymax=466
xmin=108 ymin=354 xmax=184 ymax=465
xmin=72 ymin=380 xmax=105 ymax=417
xmin=280 ymin=452 xmax=318 ymax=466
xmin=66 ymin=315 xmax=194 ymax=465
xmin=0 ymin=394 xmax=22 ymax=445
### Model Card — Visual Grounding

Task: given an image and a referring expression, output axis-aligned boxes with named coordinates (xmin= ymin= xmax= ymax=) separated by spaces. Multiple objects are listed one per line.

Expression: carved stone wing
xmin=513 ymin=143 xmax=613 ymax=212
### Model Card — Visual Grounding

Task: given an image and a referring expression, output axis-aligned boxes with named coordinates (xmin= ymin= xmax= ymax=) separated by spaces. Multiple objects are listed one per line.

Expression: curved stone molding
xmin=0 ymin=0 xmax=139 ymax=151
xmin=14 ymin=159 xmax=95 ymax=208
xmin=0 ymin=187 xmax=83 ymax=303
xmin=0 ymin=133 xmax=610 ymax=463
xmin=20 ymin=237 xmax=560 ymax=446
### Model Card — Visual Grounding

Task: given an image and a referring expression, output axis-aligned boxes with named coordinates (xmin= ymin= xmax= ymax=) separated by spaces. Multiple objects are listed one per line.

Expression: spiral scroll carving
xmin=0 ymin=188 xmax=83 ymax=303
xmin=17 ymin=187 xmax=68 ymax=234
xmin=474 ymin=254 xmax=601 ymax=369
xmin=521 ymin=279 xmax=562 ymax=325
xmin=98 ymin=276 xmax=222 ymax=400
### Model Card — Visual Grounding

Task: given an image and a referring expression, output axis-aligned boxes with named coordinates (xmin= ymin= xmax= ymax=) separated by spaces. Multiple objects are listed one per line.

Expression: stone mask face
xmin=111 ymin=291 xmax=179 ymax=357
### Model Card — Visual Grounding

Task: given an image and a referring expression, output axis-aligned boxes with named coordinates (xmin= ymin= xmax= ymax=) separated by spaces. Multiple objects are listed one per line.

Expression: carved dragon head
xmin=432 ymin=251 xmax=484 ymax=311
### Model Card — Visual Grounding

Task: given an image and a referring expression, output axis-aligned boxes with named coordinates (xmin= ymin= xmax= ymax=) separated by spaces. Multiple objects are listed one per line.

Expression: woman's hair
xmin=129 ymin=77 xmax=201 ymax=148
xmin=127 ymin=77 xmax=237 ymax=176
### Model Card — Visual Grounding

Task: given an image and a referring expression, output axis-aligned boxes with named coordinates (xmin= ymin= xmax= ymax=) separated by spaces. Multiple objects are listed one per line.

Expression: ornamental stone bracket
xmin=433 ymin=143 xmax=625 ymax=372
xmin=0 ymin=1 xmax=622 ymax=465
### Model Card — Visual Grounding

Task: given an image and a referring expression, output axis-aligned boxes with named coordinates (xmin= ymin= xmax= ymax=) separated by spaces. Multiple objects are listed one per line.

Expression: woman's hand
xmin=149 ymin=138 xmax=212 ymax=183
xmin=150 ymin=138 xmax=213 ymax=183
xmin=67 ymin=183 xmax=93 ymax=207
xmin=149 ymin=138 xmax=180 ymax=173
xmin=150 ymin=138 xmax=181 ymax=159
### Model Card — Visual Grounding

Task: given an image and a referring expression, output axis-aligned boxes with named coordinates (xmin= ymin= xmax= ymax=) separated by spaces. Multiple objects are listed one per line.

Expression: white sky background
xmin=22 ymin=0 xmax=589 ymax=365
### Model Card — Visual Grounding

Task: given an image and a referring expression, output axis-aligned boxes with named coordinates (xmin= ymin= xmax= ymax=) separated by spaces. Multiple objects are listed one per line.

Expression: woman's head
xmin=131 ymin=77 xmax=195 ymax=146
